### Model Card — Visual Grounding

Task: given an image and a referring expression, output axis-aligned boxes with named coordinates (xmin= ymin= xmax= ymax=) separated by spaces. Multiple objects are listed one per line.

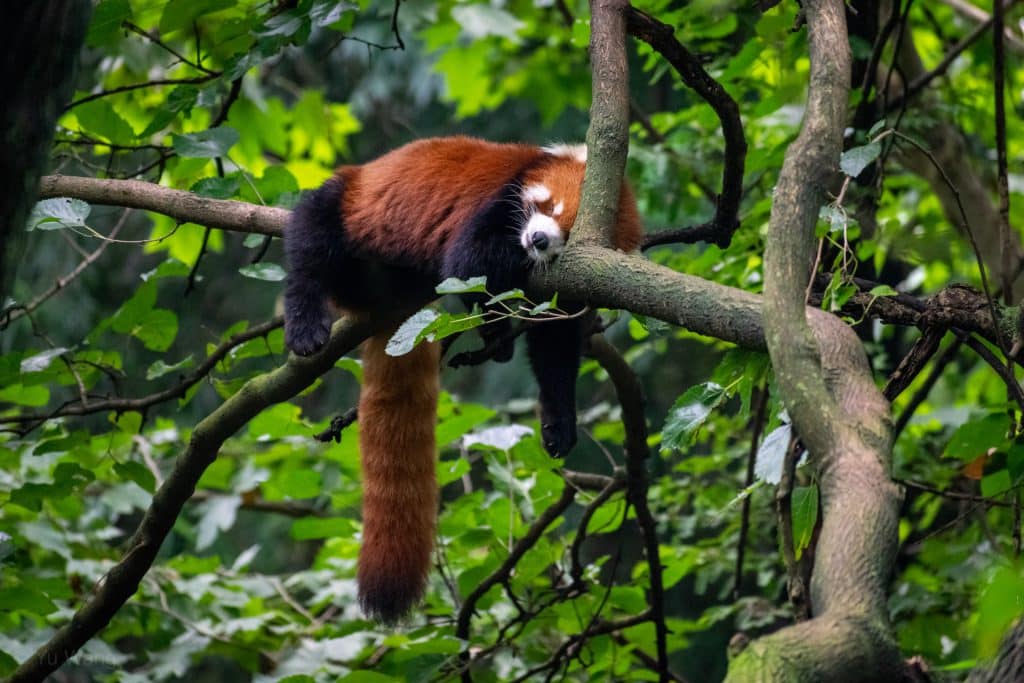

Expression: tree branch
xmin=625 ymin=8 xmax=747 ymax=250
xmin=38 ymin=175 xmax=288 ymax=237
xmin=569 ymin=0 xmax=630 ymax=249
xmin=742 ymin=0 xmax=903 ymax=678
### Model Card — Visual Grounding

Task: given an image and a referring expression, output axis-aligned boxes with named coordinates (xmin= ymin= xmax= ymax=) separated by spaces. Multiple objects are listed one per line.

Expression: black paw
xmin=540 ymin=418 xmax=577 ymax=458
xmin=285 ymin=316 xmax=331 ymax=356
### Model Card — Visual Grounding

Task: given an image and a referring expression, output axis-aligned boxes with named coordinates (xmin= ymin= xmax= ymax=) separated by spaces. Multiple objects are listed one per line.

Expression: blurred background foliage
xmin=1 ymin=0 xmax=1023 ymax=681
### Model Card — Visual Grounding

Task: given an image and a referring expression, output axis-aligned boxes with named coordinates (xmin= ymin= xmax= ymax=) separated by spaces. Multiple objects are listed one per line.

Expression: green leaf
xmin=310 ymin=0 xmax=357 ymax=28
xmin=386 ymin=309 xmax=439 ymax=356
xmin=191 ymin=176 xmax=241 ymax=199
xmin=291 ymin=516 xmax=355 ymax=540
xmin=1008 ymin=443 xmax=1024 ymax=483
xmin=159 ymin=0 xmax=234 ymax=35
xmin=0 ymin=587 xmax=58 ymax=616
xmin=74 ymin=99 xmax=136 ymax=142
xmin=944 ymin=414 xmax=1009 ymax=461
xmin=868 ymin=284 xmax=898 ymax=297
xmin=436 ymin=276 xmax=488 ymax=294
xmin=791 ymin=485 xmax=819 ymax=560
xmin=485 ymin=288 xmax=526 ymax=305
xmin=130 ymin=309 xmax=179 ymax=352
xmin=975 ymin=565 xmax=1024 ymax=657
xmin=0 ymin=384 xmax=49 ymax=407
xmin=110 ymin=283 xmax=179 ymax=351
xmin=113 ymin=461 xmax=157 ymax=493
xmin=20 ymin=348 xmax=69 ymax=374
xmin=662 ymin=383 xmax=727 ymax=451
xmin=141 ymin=259 xmax=190 ymax=281
xmin=276 ymin=469 xmax=322 ymax=499
xmin=631 ymin=313 xmax=672 ymax=337
xmin=451 ymin=5 xmax=525 ymax=41
xmin=86 ymin=0 xmax=131 ymax=47
xmin=528 ymin=301 xmax=553 ymax=315
xmin=140 ymin=85 xmax=200 ymax=137
xmin=981 ymin=468 xmax=1012 ymax=497
xmin=27 ymin=198 xmax=90 ymax=231
xmin=839 ymin=142 xmax=882 ymax=178
xmin=867 ymin=119 xmax=887 ymax=138
xmin=172 ymin=127 xmax=240 ymax=158
xmin=239 ymin=263 xmax=286 ymax=281
xmin=338 ymin=671 xmax=396 ymax=683
xmin=257 ymin=11 xmax=305 ymax=38
xmin=436 ymin=403 xmax=496 ymax=446
xmin=146 ymin=355 xmax=194 ymax=380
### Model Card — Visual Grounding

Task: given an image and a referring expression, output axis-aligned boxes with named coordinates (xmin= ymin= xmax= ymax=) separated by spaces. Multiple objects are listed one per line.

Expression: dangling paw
xmin=540 ymin=418 xmax=577 ymax=458
xmin=285 ymin=314 xmax=332 ymax=356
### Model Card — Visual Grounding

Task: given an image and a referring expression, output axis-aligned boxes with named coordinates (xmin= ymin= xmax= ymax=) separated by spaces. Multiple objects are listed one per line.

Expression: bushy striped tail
xmin=356 ymin=331 xmax=440 ymax=623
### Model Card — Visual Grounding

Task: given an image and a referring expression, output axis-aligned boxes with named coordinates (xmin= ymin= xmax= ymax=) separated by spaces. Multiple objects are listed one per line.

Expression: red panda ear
xmin=542 ymin=143 xmax=587 ymax=163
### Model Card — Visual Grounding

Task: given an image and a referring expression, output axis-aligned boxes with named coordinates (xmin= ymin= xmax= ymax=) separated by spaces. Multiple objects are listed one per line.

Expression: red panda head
xmin=519 ymin=144 xmax=642 ymax=263
xmin=519 ymin=145 xmax=586 ymax=263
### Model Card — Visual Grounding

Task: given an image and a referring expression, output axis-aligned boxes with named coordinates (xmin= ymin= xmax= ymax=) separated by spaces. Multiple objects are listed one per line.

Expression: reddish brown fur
xmin=356 ymin=330 xmax=441 ymax=622
xmin=339 ymin=137 xmax=548 ymax=263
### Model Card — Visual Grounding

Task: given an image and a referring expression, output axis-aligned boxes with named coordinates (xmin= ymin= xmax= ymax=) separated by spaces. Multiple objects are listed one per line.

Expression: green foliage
xmin=1 ymin=0 xmax=1022 ymax=680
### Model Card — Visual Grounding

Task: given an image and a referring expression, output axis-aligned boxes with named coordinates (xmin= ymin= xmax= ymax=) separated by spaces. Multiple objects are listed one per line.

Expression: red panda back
xmin=339 ymin=137 xmax=548 ymax=264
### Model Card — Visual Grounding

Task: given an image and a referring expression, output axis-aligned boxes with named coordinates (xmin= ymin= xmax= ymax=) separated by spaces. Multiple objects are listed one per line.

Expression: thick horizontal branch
xmin=39 ymin=175 xmax=288 ymax=237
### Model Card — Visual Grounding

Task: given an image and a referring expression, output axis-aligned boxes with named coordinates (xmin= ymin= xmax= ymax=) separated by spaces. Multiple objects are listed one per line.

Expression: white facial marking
xmin=523 ymin=183 xmax=551 ymax=203
xmin=541 ymin=143 xmax=587 ymax=162
xmin=553 ymin=201 xmax=564 ymax=216
xmin=520 ymin=213 xmax=566 ymax=263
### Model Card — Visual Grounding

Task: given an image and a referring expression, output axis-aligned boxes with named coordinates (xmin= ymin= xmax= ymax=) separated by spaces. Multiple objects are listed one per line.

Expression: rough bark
xmin=746 ymin=0 xmax=903 ymax=679
xmin=0 ymin=2 xmax=91 ymax=300
xmin=39 ymin=175 xmax=289 ymax=237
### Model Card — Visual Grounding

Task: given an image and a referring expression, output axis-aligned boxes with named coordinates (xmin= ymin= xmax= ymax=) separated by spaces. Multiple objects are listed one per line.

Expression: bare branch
xmin=38 ymin=175 xmax=288 ymax=237
xmin=625 ymin=8 xmax=747 ymax=250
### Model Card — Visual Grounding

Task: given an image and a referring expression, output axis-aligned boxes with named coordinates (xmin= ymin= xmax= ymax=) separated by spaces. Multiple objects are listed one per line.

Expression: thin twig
xmin=122 ymin=21 xmax=219 ymax=75
xmin=64 ymin=75 xmax=219 ymax=112
xmin=626 ymin=7 xmax=746 ymax=250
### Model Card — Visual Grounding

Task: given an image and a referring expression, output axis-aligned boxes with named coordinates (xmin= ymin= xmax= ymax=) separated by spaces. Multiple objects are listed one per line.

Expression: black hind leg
xmin=284 ymin=177 xmax=345 ymax=356
xmin=525 ymin=310 xmax=592 ymax=458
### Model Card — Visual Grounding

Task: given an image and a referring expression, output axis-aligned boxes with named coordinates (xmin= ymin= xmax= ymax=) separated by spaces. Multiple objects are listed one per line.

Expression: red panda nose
xmin=531 ymin=232 xmax=550 ymax=250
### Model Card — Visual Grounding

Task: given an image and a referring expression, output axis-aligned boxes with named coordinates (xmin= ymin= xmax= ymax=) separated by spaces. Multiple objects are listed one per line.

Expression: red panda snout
xmin=521 ymin=182 xmax=569 ymax=262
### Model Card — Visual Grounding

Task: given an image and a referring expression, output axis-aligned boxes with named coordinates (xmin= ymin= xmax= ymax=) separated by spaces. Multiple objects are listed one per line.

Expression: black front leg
xmin=441 ymin=181 xmax=531 ymax=366
xmin=526 ymin=312 xmax=590 ymax=458
xmin=283 ymin=178 xmax=345 ymax=356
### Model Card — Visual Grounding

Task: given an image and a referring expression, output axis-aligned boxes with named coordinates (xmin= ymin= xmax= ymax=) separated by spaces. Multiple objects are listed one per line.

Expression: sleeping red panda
xmin=283 ymin=136 xmax=642 ymax=622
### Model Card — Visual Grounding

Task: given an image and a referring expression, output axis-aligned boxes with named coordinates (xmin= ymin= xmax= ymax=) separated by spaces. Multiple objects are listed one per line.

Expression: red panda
xmin=283 ymin=137 xmax=642 ymax=623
